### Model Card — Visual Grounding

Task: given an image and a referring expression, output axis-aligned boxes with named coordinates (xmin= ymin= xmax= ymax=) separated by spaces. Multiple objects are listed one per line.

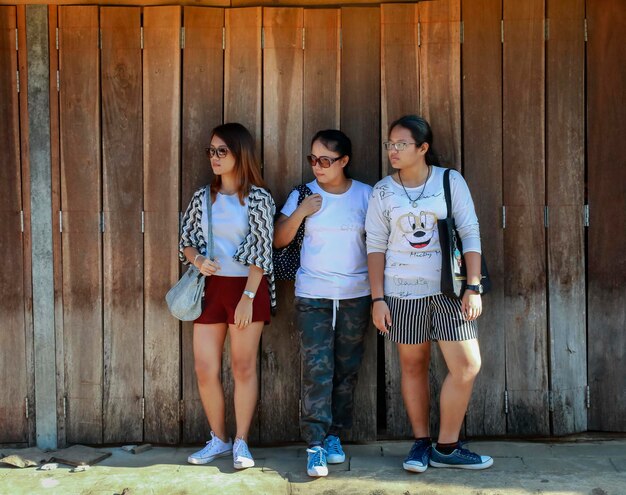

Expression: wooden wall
xmin=0 ymin=0 xmax=625 ymax=447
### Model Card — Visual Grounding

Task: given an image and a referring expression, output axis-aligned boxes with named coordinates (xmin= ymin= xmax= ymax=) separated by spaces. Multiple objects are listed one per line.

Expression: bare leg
xmin=229 ymin=321 xmax=263 ymax=441
xmin=397 ymin=342 xmax=432 ymax=438
xmin=193 ymin=323 xmax=228 ymax=441
xmin=437 ymin=339 xmax=481 ymax=444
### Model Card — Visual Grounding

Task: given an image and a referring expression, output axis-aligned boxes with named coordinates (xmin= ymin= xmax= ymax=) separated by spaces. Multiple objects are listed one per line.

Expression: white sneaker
xmin=306 ymin=446 xmax=328 ymax=477
xmin=233 ymin=438 xmax=255 ymax=469
xmin=187 ymin=431 xmax=233 ymax=465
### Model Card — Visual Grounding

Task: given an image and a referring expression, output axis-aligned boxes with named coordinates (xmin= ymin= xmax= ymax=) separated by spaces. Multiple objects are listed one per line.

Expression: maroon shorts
xmin=195 ymin=275 xmax=271 ymax=325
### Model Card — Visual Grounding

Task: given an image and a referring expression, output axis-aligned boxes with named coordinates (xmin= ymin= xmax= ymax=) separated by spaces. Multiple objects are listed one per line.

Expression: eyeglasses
xmin=306 ymin=154 xmax=344 ymax=168
xmin=383 ymin=141 xmax=418 ymax=152
xmin=206 ymin=146 xmax=230 ymax=159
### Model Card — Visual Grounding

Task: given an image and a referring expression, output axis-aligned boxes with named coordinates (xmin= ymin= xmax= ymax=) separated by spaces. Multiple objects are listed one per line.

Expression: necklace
xmin=398 ymin=166 xmax=431 ymax=208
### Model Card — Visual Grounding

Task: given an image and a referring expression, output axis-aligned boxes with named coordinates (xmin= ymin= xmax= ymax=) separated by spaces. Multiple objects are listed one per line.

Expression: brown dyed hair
xmin=209 ymin=123 xmax=267 ymax=204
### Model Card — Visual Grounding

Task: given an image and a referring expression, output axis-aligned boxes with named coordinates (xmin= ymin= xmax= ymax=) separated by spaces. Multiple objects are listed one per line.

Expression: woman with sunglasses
xmin=179 ymin=123 xmax=276 ymax=470
xmin=366 ymin=115 xmax=492 ymax=472
xmin=274 ymin=129 xmax=372 ymax=477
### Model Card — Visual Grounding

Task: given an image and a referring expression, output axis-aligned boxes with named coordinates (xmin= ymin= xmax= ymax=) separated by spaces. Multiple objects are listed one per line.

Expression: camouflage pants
xmin=295 ymin=295 xmax=371 ymax=445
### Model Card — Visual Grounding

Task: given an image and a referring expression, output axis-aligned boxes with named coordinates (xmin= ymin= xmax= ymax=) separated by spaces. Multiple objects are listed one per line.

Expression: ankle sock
xmin=415 ymin=436 xmax=431 ymax=443
xmin=435 ymin=441 xmax=459 ymax=455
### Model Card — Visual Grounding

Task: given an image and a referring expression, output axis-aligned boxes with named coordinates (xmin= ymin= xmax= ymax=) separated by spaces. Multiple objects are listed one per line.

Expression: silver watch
xmin=243 ymin=290 xmax=256 ymax=300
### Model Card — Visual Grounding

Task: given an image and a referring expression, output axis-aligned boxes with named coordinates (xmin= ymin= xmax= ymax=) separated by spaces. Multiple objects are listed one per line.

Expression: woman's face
xmin=209 ymin=135 xmax=237 ymax=178
xmin=387 ymin=125 xmax=426 ymax=170
xmin=310 ymin=140 xmax=348 ymax=185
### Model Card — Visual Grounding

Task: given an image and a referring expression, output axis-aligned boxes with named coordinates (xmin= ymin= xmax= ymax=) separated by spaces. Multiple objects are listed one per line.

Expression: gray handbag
xmin=166 ymin=187 xmax=213 ymax=321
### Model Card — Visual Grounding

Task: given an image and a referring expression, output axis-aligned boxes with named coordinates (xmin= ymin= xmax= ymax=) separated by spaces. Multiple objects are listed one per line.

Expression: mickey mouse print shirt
xmin=365 ymin=166 xmax=481 ymax=299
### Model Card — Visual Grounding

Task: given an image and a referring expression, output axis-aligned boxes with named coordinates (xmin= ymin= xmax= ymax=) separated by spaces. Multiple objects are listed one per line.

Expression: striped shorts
xmin=385 ymin=293 xmax=477 ymax=345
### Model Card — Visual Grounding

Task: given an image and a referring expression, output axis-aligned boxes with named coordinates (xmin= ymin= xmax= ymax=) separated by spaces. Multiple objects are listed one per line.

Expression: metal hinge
xmin=586 ymin=385 xmax=591 ymax=409
xmin=460 ymin=21 xmax=464 ymax=43
xmin=181 ymin=26 xmax=185 ymax=49
xmin=584 ymin=18 xmax=588 ymax=42
xmin=298 ymin=399 xmax=302 ymax=418
xmin=16 ymin=70 xmax=19 ymax=93
xmin=101 ymin=211 xmax=105 ymax=233
xmin=261 ymin=27 xmax=265 ymax=49
xmin=302 ymin=27 xmax=305 ymax=50
xmin=59 ymin=210 xmax=63 ymax=233
xmin=63 ymin=396 xmax=67 ymax=418
xmin=548 ymin=390 xmax=554 ymax=412
xmin=501 ymin=20 xmax=504 ymax=43
xmin=56 ymin=70 xmax=60 ymax=92
xmin=222 ymin=26 xmax=225 ymax=50
xmin=504 ymin=390 xmax=509 ymax=415
xmin=141 ymin=211 xmax=145 ymax=233
xmin=20 ymin=211 xmax=24 ymax=232
xmin=584 ymin=204 xmax=589 ymax=227
xmin=56 ymin=27 xmax=59 ymax=50
xmin=25 ymin=397 xmax=29 ymax=419
xmin=502 ymin=206 xmax=506 ymax=229
xmin=15 ymin=28 xmax=18 ymax=50
xmin=545 ymin=18 xmax=550 ymax=41
xmin=179 ymin=400 xmax=185 ymax=422
xmin=141 ymin=397 xmax=145 ymax=420
xmin=417 ymin=22 xmax=421 ymax=46
xmin=544 ymin=206 xmax=549 ymax=227
xmin=141 ymin=27 xmax=144 ymax=50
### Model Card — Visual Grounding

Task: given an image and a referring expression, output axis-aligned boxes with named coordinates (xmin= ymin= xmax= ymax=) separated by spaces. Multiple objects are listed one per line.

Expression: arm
xmin=233 ymin=264 xmax=265 ymax=329
xmin=273 ymin=194 xmax=322 ymax=248
xmin=368 ymin=252 xmax=391 ymax=334
xmin=182 ymin=246 xmax=220 ymax=277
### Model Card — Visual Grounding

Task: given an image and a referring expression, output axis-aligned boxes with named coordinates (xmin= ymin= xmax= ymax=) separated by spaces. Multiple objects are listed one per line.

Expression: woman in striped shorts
xmin=365 ymin=115 xmax=493 ymax=472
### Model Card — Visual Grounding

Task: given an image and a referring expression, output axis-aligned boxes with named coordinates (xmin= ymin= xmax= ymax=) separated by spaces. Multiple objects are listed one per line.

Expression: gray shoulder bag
xmin=166 ymin=187 xmax=213 ymax=321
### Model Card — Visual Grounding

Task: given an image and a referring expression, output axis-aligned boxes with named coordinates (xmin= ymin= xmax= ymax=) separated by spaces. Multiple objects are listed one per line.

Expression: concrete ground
xmin=1 ymin=439 xmax=625 ymax=495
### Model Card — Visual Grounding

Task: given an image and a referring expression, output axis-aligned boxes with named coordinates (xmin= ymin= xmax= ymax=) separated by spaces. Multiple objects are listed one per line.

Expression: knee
xmin=231 ymin=359 xmax=256 ymax=383
xmin=195 ymin=360 xmax=221 ymax=385
xmin=451 ymin=356 xmax=481 ymax=383
xmin=401 ymin=356 xmax=430 ymax=378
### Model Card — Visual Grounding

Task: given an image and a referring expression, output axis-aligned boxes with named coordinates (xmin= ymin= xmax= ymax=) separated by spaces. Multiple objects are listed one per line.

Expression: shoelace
xmin=326 ymin=438 xmax=342 ymax=455
xmin=408 ymin=440 xmax=430 ymax=459
xmin=307 ymin=448 xmax=327 ymax=466
xmin=234 ymin=441 xmax=251 ymax=459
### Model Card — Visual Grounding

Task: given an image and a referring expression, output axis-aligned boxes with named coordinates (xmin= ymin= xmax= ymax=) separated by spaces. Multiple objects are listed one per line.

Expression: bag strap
xmin=205 ymin=186 xmax=214 ymax=260
xmin=443 ymin=168 xmax=452 ymax=219
xmin=295 ymin=184 xmax=313 ymax=205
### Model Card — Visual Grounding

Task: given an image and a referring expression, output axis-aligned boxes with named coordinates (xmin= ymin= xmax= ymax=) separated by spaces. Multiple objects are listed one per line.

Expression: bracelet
xmin=193 ymin=254 xmax=203 ymax=266
xmin=371 ymin=297 xmax=386 ymax=304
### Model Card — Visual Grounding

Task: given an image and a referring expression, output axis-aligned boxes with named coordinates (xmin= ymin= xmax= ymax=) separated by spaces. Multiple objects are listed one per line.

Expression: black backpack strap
xmin=443 ymin=168 xmax=452 ymax=219
xmin=295 ymin=184 xmax=313 ymax=205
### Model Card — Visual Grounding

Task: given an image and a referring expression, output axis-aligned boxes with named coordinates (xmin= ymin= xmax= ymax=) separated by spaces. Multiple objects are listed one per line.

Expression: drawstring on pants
xmin=331 ymin=299 xmax=339 ymax=330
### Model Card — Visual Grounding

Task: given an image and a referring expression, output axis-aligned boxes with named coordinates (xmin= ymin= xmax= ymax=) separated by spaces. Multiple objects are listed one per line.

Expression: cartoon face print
xmin=396 ymin=211 xmax=438 ymax=250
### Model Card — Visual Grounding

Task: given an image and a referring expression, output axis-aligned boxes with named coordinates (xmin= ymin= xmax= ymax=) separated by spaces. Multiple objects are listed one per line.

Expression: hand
xmin=297 ymin=194 xmax=323 ymax=217
xmin=372 ymin=301 xmax=392 ymax=334
xmin=197 ymin=256 xmax=220 ymax=277
xmin=461 ymin=291 xmax=482 ymax=321
xmin=234 ymin=297 xmax=253 ymax=329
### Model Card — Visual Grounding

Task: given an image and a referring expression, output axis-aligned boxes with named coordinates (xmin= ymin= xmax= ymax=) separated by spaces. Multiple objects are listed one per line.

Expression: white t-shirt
xmin=202 ymin=192 xmax=249 ymax=277
xmin=365 ymin=166 xmax=481 ymax=299
xmin=281 ymin=179 xmax=372 ymax=299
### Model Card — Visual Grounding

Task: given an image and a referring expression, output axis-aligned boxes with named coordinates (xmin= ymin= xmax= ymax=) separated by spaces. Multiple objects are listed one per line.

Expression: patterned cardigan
xmin=179 ymin=185 xmax=277 ymax=311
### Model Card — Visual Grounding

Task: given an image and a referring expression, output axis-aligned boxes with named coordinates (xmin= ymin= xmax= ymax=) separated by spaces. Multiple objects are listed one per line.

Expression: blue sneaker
xmin=402 ymin=439 xmax=432 ymax=473
xmin=323 ymin=435 xmax=346 ymax=464
xmin=306 ymin=446 xmax=328 ymax=477
xmin=429 ymin=444 xmax=493 ymax=470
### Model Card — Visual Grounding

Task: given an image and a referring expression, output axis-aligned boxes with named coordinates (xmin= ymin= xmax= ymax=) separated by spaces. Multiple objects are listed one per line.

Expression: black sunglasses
xmin=306 ymin=154 xmax=344 ymax=168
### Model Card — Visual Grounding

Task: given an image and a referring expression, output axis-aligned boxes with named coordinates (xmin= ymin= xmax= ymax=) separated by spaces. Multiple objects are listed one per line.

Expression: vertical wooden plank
xmin=47 ymin=5 xmax=65 ymax=447
xmin=18 ymin=4 xmax=37 ymax=446
xmin=100 ymin=6 xmax=143 ymax=444
xmin=340 ymin=6 xmax=380 ymax=442
xmin=181 ymin=6 xmax=224 ymax=444
xmin=587 ymin=0 xmax=626 ymax=432
xmin=302 ymin=8 xmax=340 ymax=183
xmin=546 ymin=0 xmax=586 ymax=435
xmin=341 ymin=6 xmax=380 ymax=186
xmin=419 ymin=0 xmax=461 ymax=169
xmin=380 ymin=3 xmax=419 ymax=439
xmin=224 ymin=7 xmax=262 ymax=156
xmin=381 ymin=3 xmax=419 ymax=177
xmin=0 ymin=5 xmax=28 ymax=444
xmin=462 ymin=0 xmax=506 ymax=437
xmin=260 ymin=7 xmax=304 ymax=444
xmin=143 ymin=6 xmax=181 ymax=444
xmin=503 ymin=0 xmax=549 ymax=435
xmin=58 ymin=5 xmax=102 ymax=444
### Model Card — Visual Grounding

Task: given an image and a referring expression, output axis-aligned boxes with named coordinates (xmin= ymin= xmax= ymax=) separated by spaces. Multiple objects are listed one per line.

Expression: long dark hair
xmin=388 ymin=115 xmax=439 ymax=166
xmin=311 ymin=129 xmax=352 ymax=175
xmin=209 ymin=123 xmax=266 ymax=204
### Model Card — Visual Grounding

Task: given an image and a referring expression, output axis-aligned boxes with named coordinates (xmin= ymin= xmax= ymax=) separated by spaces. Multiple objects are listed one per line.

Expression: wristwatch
xmin=243 ymin=290 xmax=256 ymax=300
xmin=465 ymin=284 xmax=484 ymax=294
